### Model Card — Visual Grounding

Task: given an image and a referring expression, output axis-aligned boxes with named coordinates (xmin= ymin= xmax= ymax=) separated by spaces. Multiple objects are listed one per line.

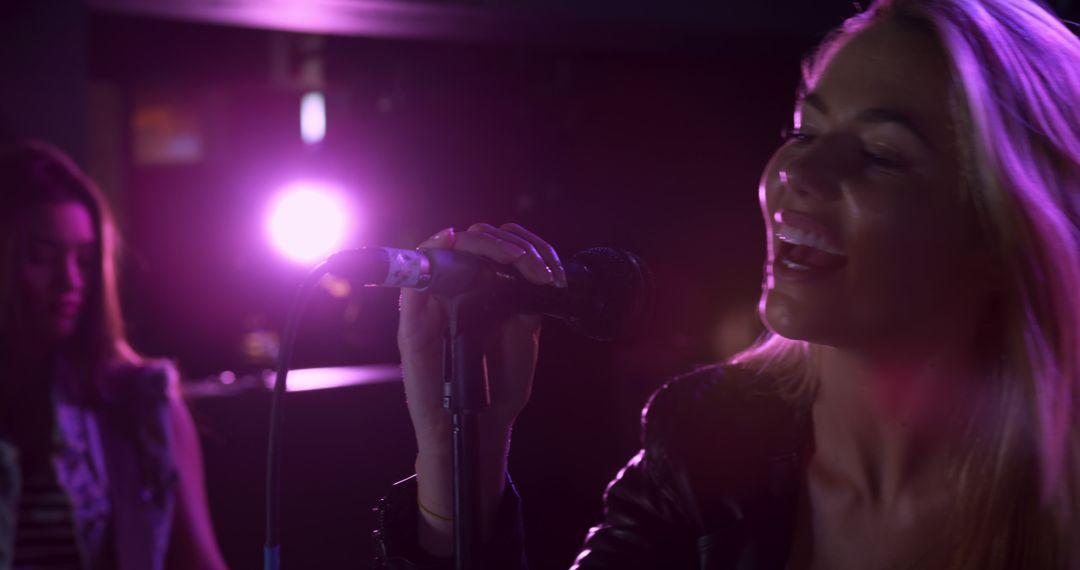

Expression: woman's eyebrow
xmin=800 ymin=92 xmax=933 ymax=150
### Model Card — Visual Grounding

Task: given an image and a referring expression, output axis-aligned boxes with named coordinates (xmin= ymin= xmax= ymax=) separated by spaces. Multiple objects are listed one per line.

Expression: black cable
xmin=265 ymin=262 xmax=330 ymax=570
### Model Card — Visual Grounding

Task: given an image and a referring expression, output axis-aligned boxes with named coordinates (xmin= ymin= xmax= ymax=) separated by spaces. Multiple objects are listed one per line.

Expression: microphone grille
xmin=567 ymin=247 xmax=653 ymax=340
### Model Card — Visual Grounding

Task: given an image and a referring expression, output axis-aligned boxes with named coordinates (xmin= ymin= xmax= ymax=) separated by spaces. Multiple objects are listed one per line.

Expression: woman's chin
xmin=761 ymin=294 xmax=841 ymax=346
xmin=47 ymin=316 xmax=79 ymax=342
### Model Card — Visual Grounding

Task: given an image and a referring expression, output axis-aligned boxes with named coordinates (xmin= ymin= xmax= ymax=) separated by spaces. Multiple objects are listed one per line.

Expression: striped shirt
xmin=12 ymin=467 xmax=82 ymax=570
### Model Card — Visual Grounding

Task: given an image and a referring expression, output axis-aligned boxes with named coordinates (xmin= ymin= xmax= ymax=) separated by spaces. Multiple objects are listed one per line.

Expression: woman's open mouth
xmin=773 ymin=214 xmax=848 ymax=278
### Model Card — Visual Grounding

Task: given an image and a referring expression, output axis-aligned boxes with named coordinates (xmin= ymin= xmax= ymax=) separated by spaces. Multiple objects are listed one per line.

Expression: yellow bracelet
xmin=417 ymin=497 xmax=453 ymax=522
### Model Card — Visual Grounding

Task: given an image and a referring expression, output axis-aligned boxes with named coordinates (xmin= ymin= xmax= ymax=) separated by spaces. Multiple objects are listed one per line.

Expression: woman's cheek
xmin=18 ymin=265 xmax=53 ymax=314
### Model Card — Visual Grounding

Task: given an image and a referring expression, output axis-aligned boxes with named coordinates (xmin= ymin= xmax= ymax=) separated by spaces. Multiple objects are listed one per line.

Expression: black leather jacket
xmin=374 ymin=365 xmax=811 ymax=569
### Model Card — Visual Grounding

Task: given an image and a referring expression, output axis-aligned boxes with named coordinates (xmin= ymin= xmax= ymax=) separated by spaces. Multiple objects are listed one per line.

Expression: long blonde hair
xmin=732 ymin=0 xmax=1080 ymax=567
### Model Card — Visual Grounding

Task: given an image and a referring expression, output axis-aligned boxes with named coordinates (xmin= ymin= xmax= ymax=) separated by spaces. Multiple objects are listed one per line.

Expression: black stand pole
xmin=443 ymin=291 xmax=492 ymax=570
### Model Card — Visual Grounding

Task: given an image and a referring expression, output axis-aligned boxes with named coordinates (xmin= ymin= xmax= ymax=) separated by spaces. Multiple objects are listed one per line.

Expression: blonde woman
xmin=376 ymin=0 xmax=1080 ymax=567
xmin=0 ymin=142 xmax=227 ymax=570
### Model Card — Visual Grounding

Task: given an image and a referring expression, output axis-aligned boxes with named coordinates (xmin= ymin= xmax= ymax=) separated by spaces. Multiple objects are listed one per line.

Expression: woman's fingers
xmin=422 ymin=227 xmax=456 ymax=250
xmin=451 ymin=224 xmax=528 ymax=263
xmin=460 ymin=223 xmax=558 ymax=286
xmin=499 ymin=223 xmax=566 ymax=288
xmin=406 ymin=223 xmax=563 ymax=289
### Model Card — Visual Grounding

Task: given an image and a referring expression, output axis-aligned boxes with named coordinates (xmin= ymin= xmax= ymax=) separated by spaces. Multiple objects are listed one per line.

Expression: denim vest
xmin=0 ymin=360 xmax=179 ymax=570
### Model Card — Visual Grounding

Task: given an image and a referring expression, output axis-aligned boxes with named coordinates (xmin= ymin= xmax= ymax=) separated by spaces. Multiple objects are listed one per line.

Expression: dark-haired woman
xmin=0 ymin=142 xmax=227 ymax=570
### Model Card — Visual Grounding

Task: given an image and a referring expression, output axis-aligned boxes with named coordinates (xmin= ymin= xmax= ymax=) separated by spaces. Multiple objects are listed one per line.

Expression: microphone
xmin=323 ymin=246 xmax=652 ymax=340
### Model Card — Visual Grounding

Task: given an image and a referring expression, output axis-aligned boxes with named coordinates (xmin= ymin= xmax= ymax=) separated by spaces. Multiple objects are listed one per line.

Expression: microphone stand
xmin=442 ymin=290 xmax=493 ymax=570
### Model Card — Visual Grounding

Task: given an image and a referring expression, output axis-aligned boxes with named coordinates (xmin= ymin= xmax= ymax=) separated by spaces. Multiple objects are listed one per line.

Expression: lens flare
xmin=267 ymin=183 xmax=346 ymax=263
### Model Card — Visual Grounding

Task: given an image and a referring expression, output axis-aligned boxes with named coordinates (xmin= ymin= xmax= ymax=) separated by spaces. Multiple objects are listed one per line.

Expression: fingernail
xmin=429 ymin=227 xmax=454 ymax=241
xmin=539 ymin=266 xmax=555 ymax=284
xmin=499 ymin=241 xmax=527 ymax=259
xmin=555 ymin=272 xmax=568 ymax=288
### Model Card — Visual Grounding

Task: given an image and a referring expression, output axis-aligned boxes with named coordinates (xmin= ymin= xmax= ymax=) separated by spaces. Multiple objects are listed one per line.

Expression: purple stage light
xmin=267 ymin=182 xmax=347 ymax=263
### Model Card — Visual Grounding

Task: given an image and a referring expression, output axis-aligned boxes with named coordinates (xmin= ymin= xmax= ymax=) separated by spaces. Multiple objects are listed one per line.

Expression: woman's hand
xmin=398 ymin=222 xmax=566 ymax=451
xmin=397 ymin=222 xmax=565 ymax=555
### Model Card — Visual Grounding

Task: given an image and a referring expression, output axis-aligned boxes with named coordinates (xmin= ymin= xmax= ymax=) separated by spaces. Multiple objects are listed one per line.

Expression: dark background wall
xmin=3 ymin=1 xmax=1077 ymax=568
xmin=0 ymin=0 xmax=88 ymax=160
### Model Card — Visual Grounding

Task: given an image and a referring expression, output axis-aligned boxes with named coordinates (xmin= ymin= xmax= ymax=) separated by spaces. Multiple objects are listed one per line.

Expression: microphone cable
xmin=264 ymin=261 xmax=331 ymax=570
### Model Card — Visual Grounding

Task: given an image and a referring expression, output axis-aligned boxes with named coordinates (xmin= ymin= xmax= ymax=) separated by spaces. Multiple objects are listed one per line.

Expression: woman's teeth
xmin=775 ymin=223 xmax=844 ymax=255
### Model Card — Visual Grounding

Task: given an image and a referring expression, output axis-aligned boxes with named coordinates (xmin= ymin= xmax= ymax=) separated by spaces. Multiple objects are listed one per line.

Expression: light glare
xmin=268 ymin=183 xmax=345 ymax=263
xmin=300 ymin=91 xmax=326 ymax=144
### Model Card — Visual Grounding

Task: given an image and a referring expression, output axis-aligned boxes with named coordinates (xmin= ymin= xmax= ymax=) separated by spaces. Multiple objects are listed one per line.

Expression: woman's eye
xmin=26 ymin=245 xmax=56 ymax=265
xmin=781 ymin=127 xmax=817 ymax=144
xmin=862 ymin=148 xmax=907 ymax=170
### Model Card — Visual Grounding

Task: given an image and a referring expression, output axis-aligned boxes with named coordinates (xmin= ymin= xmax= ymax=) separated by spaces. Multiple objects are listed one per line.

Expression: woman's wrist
xmin=414 ymin=413 xmax=514 ymax=457
xmin=414 ymin=419 xmax=513 ymax=556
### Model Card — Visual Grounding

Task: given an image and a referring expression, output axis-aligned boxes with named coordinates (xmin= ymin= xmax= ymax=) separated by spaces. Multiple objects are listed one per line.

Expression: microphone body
xmin=324 ymin=246 xmax=651 ymax=340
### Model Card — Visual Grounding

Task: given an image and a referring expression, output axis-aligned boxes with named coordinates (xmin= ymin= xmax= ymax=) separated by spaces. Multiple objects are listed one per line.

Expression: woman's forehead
xmin=802 ymin=20 xmax=956 ymax=136
xmin=24 ymin=201 xmax=97 ymax=246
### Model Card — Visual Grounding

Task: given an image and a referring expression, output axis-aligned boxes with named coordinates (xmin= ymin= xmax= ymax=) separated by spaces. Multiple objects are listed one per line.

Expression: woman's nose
xmin=779 ymin=136 xmax=855 ymax=202
xmin=58 ymin=254 xmax=84 ymax=291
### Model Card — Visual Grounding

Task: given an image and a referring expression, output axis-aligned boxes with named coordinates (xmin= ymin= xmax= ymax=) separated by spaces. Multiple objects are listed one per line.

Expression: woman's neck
xmin=811 ymin=337 xmax=981 ymax=509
